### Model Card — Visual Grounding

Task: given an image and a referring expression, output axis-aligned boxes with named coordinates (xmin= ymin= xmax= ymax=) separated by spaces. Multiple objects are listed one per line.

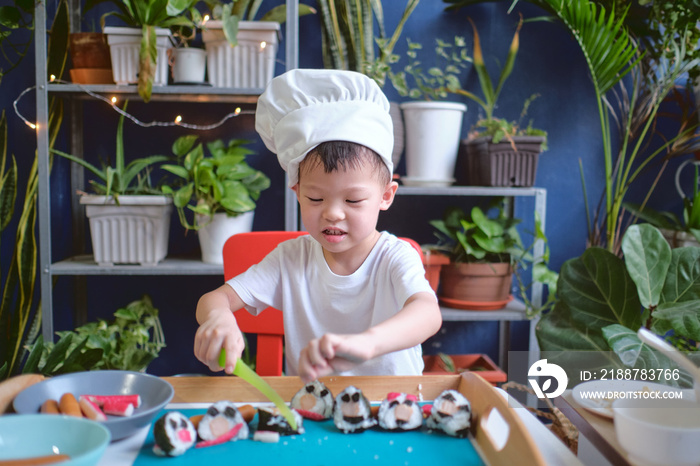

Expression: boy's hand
xmin=194 ymin=309 xmax=244 ymax=374
xmin=298 ymin=333 xmax=375 ymax=383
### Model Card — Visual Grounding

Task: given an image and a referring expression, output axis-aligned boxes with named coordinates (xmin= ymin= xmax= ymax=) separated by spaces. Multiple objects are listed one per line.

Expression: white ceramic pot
xmin=400 ymin=101 xmax=467 ymax=186
xmin=105 ymin=26 xmax=174 ymax=86
xmin=79 ymin=195 xmax=172 ymax=266
xmin=197 ymin=211 xmax=255 ymax=264
xmin=389 ymin=102 xmax=405 ymax=170
xmin=202 ymin=21 xmax=280 ymax=88
xmin=170 ymin=47 xmax=206 ymax=84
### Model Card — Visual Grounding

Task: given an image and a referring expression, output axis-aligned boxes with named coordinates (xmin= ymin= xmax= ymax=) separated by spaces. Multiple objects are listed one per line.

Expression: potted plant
xmin=536 ymin=223 xmax=700 ymax=386
xmin=69 ymin=28 xmax=114 ymax=84
xmin=51 ymin=104 xmax=172 ymax=266
xmin=99 ymin=0 xmax=198 ymax=101
xmin=200 ymin=0 xmax=316 ymax=88
xmin=428 ymin=198 xmax=524 ymax=308
xmin=161 ymin=134 xmax=271 ymax=264
xmin=25 ymin=295 xmax=165 ymax=374
xmin=168 ymin=6 xmax=207 ymax=84
xmin=387 ymin=36 xmax=470 ymax=186
xmin=453 ymin=17 xmax=547 ymax=187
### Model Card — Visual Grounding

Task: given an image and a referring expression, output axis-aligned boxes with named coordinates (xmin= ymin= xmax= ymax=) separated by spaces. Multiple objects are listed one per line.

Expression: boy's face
xmin=293 ymin=157 xmax=397 ymax=258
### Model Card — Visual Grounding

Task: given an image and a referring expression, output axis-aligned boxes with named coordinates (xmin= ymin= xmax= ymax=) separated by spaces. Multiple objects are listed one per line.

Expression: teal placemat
xmin=134 ymin=408 xmax=484 ymax=466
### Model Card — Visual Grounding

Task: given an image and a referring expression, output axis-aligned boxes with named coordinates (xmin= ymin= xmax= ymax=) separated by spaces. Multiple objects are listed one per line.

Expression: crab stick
xmin=79 ymin=396 xmax=107 ymax=421
xmin=102 ymin=399 xmax=134 ymax=417
xmin=84 ymin=394 xmax=141 ymax=408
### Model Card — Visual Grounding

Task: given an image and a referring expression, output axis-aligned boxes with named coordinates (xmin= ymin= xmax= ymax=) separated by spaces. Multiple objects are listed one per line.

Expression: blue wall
xmin=0 ymin=0 xmax=691 ymax=376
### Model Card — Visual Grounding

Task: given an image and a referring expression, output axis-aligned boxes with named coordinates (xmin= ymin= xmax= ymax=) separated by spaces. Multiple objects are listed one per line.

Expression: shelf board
xmin=47 ymin=83 xmax=262 ymax=103
xmin=440 ymin=298 xmax=527 ymax=321
xmin=50 ymin=255 xmax=223 ymax=276
xmin=396 ymin=186 xmax=545 ymax=197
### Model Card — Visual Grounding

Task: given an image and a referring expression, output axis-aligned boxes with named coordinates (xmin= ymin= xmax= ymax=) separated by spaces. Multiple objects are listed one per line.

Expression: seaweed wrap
xmin=153 ymin=411 xmax=197 ymax=457
xmin=377 ymin=392 xmax=423 ymax=431
xmin=333 ymin=385 xmax=377 ymax=433
xmin=426 ymin=389 xmax=472 ymax=438
xmin=197 ymin=401 xmax=250 ymax=442
xmin=257 ymin=407 xmax=304 ymax=435
xmin=290 ymin=380 xmax=334 ymax=420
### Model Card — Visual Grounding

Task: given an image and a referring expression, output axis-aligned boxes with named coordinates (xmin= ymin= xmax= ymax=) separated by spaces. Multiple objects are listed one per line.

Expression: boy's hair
xmin=299 ymin=141 xmax=391 ymax=185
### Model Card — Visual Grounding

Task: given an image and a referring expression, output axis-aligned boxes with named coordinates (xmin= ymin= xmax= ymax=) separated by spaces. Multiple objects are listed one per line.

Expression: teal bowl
xmin=0 ymin=414 xmax=110 ymax=465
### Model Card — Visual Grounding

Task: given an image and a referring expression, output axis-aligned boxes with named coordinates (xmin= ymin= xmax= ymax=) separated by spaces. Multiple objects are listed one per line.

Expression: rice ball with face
xmin=377 ymin=392 xmax=423 ymax=431
xmin=153 ymin=411 xmax=197 ymax=456
xmin=290 ymin=380 xmax=334 ymax=420
xmin=198 ymin=400 xmax=250 ymax=441
xmin=426 ymin=390 xmax=472 ymax=438
xmin=333 ymin=385 xmax=377 ymax=433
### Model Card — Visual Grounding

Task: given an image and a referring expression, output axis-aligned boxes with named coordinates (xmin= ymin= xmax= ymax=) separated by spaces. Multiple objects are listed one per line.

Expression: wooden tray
xmin=162 ymin=373 xmax=545 ymax=465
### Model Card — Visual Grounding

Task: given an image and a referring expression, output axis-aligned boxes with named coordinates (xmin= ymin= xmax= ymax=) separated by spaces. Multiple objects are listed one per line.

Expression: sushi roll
xmin=197 ymin=401 xmax=250 ymax=442
xmin=290 ymin=380 xmax=334 ymax=420
xmin=257 ymin=407 xmax=304 ymax=435
xmin=153 ymin=411 xmax=197 ymax=457
xmin=333 ymin=386 xmax=377 ymax=433
xmin=377 ymin=392 xmax=423 ymax=431
xmin=426 ymin=389 xmax=472 ymax=438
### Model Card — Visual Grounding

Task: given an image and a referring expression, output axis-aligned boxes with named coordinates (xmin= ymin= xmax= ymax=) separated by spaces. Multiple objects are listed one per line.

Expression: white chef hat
xmin=255 ymin=69 xmax=394 ymax=187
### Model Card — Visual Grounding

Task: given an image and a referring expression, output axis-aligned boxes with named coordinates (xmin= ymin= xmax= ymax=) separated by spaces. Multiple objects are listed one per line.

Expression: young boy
xmin=194 ymin=69 xmax=442 ymax=383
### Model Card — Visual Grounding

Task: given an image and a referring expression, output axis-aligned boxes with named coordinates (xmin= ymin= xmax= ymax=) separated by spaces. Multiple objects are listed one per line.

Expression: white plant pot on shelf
xmin=400 ymin=101 xmax=467 ymax=187
xmin=197 ymin=211 xmax=255 ymax=264
xmin=202 ymin=21 xmax=280 ymax=88
xmin=105 ymin=26 xmax=174 ymax=86
xmin=80 ymin=195 xmax=173 ymax=266
xmin=170 ymin=47 xmax=207 ymax=84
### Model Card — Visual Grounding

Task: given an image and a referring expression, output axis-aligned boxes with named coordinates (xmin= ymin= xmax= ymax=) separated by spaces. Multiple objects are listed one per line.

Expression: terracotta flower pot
xmin=69 ymin=32 xmax=114 ymax=84
xmin=69 ymin=32 xmax=112 ymax=69
xmin=439 ymin=262 xmax=512 ymax=303
xmin=422 ymin=249 xmax=451 ymax=293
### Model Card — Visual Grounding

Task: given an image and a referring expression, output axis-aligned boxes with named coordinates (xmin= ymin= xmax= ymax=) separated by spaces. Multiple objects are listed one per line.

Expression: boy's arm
xmin=194 ymin=283 xmax=247 ymax=374
xmin=298 ymin=291 xmax=442 ymax=382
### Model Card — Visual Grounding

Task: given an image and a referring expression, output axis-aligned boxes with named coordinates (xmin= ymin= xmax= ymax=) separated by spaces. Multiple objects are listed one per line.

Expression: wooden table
xmin=553 ymin=391 xmax=633 ymax=466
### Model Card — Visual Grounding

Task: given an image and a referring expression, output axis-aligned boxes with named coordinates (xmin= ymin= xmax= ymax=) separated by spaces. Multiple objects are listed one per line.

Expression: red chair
xmin=222 ymin=231 xmax=424 ymax=376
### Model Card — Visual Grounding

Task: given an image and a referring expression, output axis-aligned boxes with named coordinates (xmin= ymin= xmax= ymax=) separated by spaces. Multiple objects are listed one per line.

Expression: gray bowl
xmin=13 ymin=370 xmax=173 ymax=441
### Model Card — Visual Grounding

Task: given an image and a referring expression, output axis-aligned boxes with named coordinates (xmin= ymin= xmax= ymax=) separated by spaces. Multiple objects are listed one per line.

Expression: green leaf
xmin=172 ymin=135 xmax=199 ymax=158
xmin=651 ymin=300 xmax=700 ymax=341
xmin=660 ymin=247 xmax=700 ymax=304
xmin=559 ymin=247 xmax=643 ymax=331
xmin=602 ymin=324 xmax=682 ymax=384
xmin=0 ymin=7 xmax=21 ymax=30
xmin=621 ymin=224 xmax=671 ymax=309
xmin=41 ymin=333 xmax=75 ymax=374
xmin=536 ymin=300 xmax=610 ymax=352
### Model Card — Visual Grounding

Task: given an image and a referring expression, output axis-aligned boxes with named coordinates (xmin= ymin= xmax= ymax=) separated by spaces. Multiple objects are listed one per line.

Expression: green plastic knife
xmin=219 ymin=349 xmax=297 ymax=430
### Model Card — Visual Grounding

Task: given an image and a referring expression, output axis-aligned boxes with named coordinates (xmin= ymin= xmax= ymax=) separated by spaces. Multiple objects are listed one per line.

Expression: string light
xmin=13 ymin=78 xmax=256 ymax=131
xmin=260 ymin=41 xmax=267 ymax=50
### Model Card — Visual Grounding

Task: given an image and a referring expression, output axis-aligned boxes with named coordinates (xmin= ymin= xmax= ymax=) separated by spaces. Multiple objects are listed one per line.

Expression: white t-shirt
xmin=227 ymin=232 xmax=436 ymax=376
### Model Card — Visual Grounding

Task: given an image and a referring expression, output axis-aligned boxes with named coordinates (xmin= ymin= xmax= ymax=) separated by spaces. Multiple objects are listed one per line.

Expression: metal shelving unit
xmin=34 ymin=0 xmax=300 ymax=340
xmin=395 ymin=185 xmax=546 ymax=372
